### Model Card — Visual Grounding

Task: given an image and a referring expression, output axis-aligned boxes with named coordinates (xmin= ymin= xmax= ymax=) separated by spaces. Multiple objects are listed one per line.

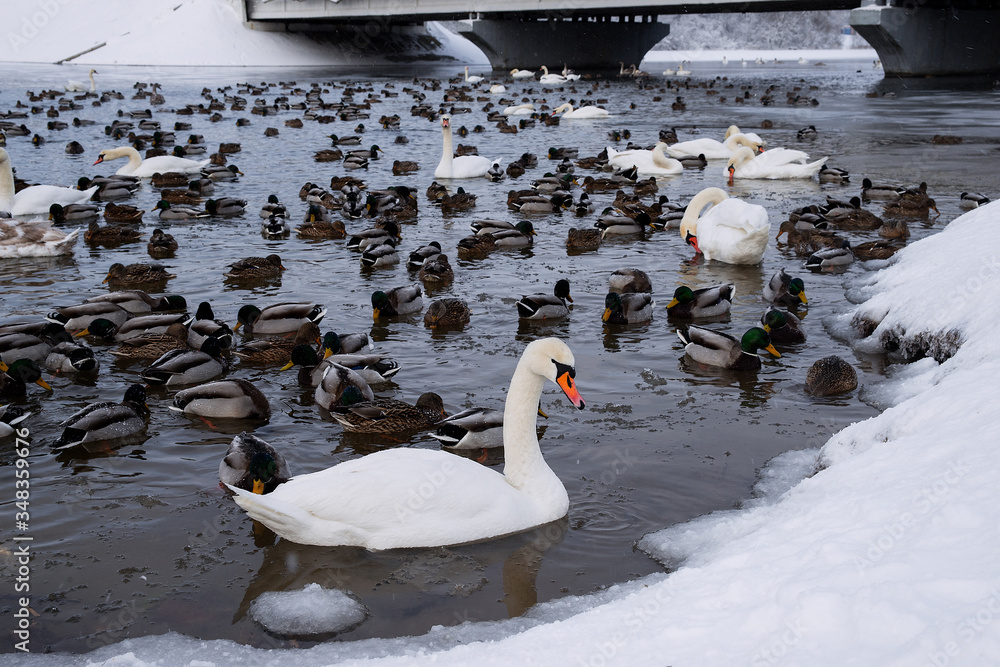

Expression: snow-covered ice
xmin=248 ymin=584 xmax=369 ymax=638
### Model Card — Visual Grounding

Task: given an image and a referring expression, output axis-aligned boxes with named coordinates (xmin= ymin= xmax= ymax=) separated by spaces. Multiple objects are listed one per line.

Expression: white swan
xmin=0 ymin=148 xmax=98 ymax=216
xmin=676 ymin=64 xmax=692 ymax=76
xmin=502 ymin=103 xmax=534 ymax=116
xmin=665 ymin=130 xmax=762 ymax=160
xmin=605 ymin=142 xmax=683 ymax=176
xmin=489 ymin=84 xmax=506 ymax=94
xmin=725 ymin=124 xmax=766 ymax=147
xmin=94 ymin=146 xmax=209 ymax=178
xmin=561 ymin=65 xmax=581 ymax=81
xmin=553 ymin=103 xmax=610 ymax=119
xmin=678 ymin=187 xmax=770 ymax=265
xmin=726 ymin=146 xmax=828 ymax=184
xmin=464 ymin=66 xmax=484 ymax=84
xmin=65 ymin=69 xmax=97 ymax=93
xmin=510 ymin=69 xmax=535 ymax=80
xmin=434 ymin=115 xmax=498 ymax=179
xmin=229 ymin=338 xmax=586 ymax=549
xmin=0 ymin=220 xmax=79 ymax=257
xmin=539 ymin=66 xmax=567 ymax=84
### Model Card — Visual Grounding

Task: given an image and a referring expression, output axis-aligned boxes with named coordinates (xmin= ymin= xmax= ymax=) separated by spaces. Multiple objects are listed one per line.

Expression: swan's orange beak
xmin=684 ymin=231 xmax=701 ymax=254
xmin=556 ymin=368 xmax=585 ymax=410
xmin=93 ymin=154 xmax=105 ymax=165
xmin=727 ymin=164 xmax=735 ymax=186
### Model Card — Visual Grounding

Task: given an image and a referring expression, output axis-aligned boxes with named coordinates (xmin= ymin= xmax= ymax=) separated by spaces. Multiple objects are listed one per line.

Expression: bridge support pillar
xmin=851 ymin=3 xmax=1000 ymax=76
xmin=456 ymin=16 xmax=669 ymax=71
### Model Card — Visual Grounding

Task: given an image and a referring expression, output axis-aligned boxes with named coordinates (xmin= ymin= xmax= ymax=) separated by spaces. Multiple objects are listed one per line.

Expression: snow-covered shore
xmin=0 ymin=0 xmax=486 ymax=66
xmin=17 ymin=204 xmax=1000 ymax=666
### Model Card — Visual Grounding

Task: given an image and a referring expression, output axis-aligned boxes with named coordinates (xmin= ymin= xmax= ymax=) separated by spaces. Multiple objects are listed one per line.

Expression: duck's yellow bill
xmin=279 ymin=360 xmax=294 ymax=371
xmin=36 ymin=378 xmax=52 ymax=391
xmin=765 ymin=344 xmax=781 ymax=358
xmin=252 ymin=479 xmax=265 ymax=494
xmin=602 ymin=308 xmax=611 ymax=323
xmin=666 ymin=298 xmax=680 ymax=309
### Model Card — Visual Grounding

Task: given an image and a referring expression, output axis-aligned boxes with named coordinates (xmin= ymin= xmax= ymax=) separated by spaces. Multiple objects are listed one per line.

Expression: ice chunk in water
xmin=248 ymin=583 xmax=368 ymax=638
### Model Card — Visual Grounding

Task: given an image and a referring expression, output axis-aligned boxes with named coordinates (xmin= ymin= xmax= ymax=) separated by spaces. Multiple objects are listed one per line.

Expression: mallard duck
xmin=330 ymin=392 xmax=446 ymax=433
xmin=806 ymin=242 xmax=854 ymax=271
xmin=488 ymin=221 xmax=536 ymax=247
xmin=861 ymin=178 xmax=904 ymax=201
xmin=763 ymin=269 xmax=808 ymax=306
xmin=818 ymin=166 xmax=850 ymax=184
xmin=47 ymin=301 xmax=130 ymax=333
xmin=104 ymin=262 xmax=176 ymax=289
xmin=0 ymin=326 xmax=65 ymax=364
xmin=805 ymin=356 xmax=858 ymax=396
xmin=153 ymin=200 xmax=209 ymax=220
xmin=186 ymin=301 xmax=235 ymax=351
xmin=77 ymin=313 xmax=187 ymax=342
xmin=225 ymin=254 xmax=285 ymax=281
xmin=319 ymin=350 xmax=401 ymax=385
xmin=315 ymin=362 xmax=375 ymax=411
xmin=158 ymin=188 xmax=201 ymax=205
xmin=360 ymin=241 xmax=399 ymax=268
xmin=319 ymin=331 xmax=373 ymax=356
xmin=429 ymin=407 xmax=504 ymax=450
xmin=259 ymin=194 xmax=287 ymax=219
xmin=960 ymin=192 xmax=990 ymax=209
xmin=235 ymin=303 xmax=326 ymax=336
xmin=516 ymin=279 xmax=572 ymax=320
xmin=205 ymin=197 xmax=247 ymax=217
xmin=609 ymin=268 xmax=651 ymax=294
xmin=145 ymin=228 xmax=178 ymax=259
xmin=104 ymin=202 xmax=145 ymax=223
xmin=666 ymin=284 xmax=735 ymax=319
xmin=0 ymin=405 xmax=29 ymax=438
xmin=424 ymin=298 xmax=471 ymax=328
xmin=296 ymin=216 xmax=346 ymax=239
xmin=418 ymin=253 xmax=454 ymax=284
xmin=228 ymin=338 xmax=584 ymax=548
xmin=0 ymin=359 xmax=52 ymax=399
xmin=111 ymin=323 xmax=189 ymax=361
xmin=440 ymin=188 xmax=477 ymax=212
xmin=823 ymin=200 xmax=883 ymax=231
xmin=44 ymin=339 xmax=99 ymax=373
xmin=595 ymin=208 xmax=647 ymax=238
xmin=49 ymin=203 xmax=99 ymax=223
xmin=260 ymin=215 xmax=291 ymax=239
xmin=603 ymin=292 xmax=653 ymax=324
xmin=53 ymin=384 xmax=149 ymax=450
xmin=852 ymin=240 xmax=901 ymax=261
xmin=677 ymin=325 xmax=780 ymax=371
xmin=280 ymin=344 xmax=333 ymax=387
xmin=83 ymin=291 xmax=186 ymax=315
xmin=878 ymin=217 xmax=910 ymax=240
xmin=234 ymin=321 xmax=321 ymax=365
xmin=140 ymin=337 xmax=228 ymax=386
xmin=84 ymin=220 xmax=141 ymax=246
xmin=566 ymin=228 xmax=601 ymax=251
xmin=346 ymin=221 xmax=401 ymax=251
xmin=204 ymin=164 xmax=243 ymax=181
xmin=219 ymin=432 xmax=291 ymax=494
xmin=170 ymin=378 xmax=270 ymax=420
xmin=406 ymin=241 xmax=442 ymax=269
xmin=371 ymin=285 xmax=422 ymax=319
xmin=761 ymin=306 xmax=806 ymax=344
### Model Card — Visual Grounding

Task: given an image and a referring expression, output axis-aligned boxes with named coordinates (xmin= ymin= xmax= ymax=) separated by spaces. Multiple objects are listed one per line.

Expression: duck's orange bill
xmin=557 ymin=371 xmax=585 ymax=410
xmin=252 ymin=479 xmax=265 ymax=494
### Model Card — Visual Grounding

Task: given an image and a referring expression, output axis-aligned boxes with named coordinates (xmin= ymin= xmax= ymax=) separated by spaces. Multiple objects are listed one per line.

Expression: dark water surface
xmin=0 ymin=59 xmax=995 ymax=653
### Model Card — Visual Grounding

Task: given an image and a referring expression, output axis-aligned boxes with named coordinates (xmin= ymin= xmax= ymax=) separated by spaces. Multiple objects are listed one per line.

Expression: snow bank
xmin=0 ymin=0 xmax=485 ymax=66
xmin=25 ymin=196 xmax=1000 ymax=667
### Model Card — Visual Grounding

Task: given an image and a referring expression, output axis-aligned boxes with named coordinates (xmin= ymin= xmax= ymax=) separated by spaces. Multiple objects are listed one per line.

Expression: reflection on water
xmin=0 ymin=57 xmax=994 ymax=653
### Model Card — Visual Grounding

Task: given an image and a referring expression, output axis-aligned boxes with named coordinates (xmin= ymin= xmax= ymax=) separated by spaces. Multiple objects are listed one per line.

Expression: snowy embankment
xmin=22 ymin=206 xmax=1000 ymax=665
xmin=0 ymin=0 xmax=485 ymax=66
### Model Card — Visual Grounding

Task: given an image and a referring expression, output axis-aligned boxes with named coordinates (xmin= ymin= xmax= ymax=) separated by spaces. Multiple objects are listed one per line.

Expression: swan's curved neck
xmin=0 ymin=154 xmax=14 ymax=208
xmin=502 ymin=360 xmax=549 ymax=490
xmin=89 ymin=71 xmax=96 ymax=93
xmin=439 ymin=122 xmax=453 ymax=168
xmin=541 ymin=66 xmax=549 ymax=75
xmin=651 ymin=143 xmax=673 ymax=168
xmin=680 ymin=187 xmax=728 ymax=239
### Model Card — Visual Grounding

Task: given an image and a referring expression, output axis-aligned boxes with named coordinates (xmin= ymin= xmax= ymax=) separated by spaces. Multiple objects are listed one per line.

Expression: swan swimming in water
xmin=65 ymin=69 xmax=97 ymax=93
xmin=0 ymin=148 xmax=98 ymax=216
xmin=679 ymin=187 xmax=770 ymax=265
xmin=726 ymin=147 xmax=828 ymax=183
xmin=229 ymin=338 xmax=586 ymax=549
xmin=553 ymin=103 xmax=610 ymax=119
xmin=434 ymin=115 xmax=499 ymax=179
xmin=605 ymin=142 xmax=683 ymax=176
xmin=94 ymin=146 xmax=209 ymax=178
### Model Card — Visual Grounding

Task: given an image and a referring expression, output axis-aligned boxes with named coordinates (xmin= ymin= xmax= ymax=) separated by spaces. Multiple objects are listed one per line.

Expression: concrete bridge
xmin=241 ymin=0 xmax=1000 ymax=76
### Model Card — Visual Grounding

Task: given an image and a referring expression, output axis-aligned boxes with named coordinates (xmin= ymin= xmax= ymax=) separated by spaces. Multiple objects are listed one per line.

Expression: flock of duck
xmin=0 ymin=65 xmax=982 ymax=550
